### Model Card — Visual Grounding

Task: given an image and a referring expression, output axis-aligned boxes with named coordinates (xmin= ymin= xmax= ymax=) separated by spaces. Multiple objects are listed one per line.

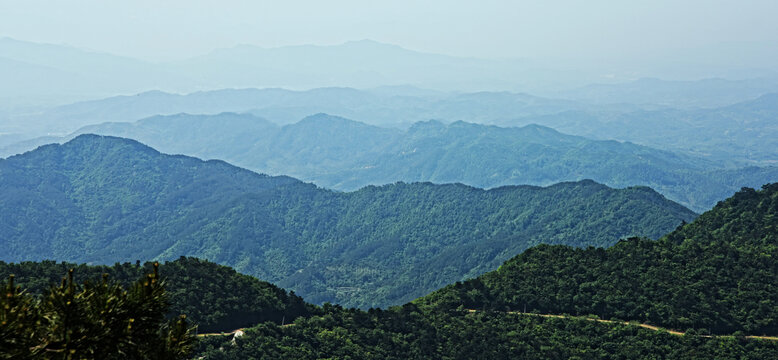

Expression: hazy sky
xmin=1 ymin=0 xmax=777 ymax=62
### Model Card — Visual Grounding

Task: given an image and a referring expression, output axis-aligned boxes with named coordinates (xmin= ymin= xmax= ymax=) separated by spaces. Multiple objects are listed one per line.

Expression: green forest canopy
xmin=0 ymin=134 xmax=696 ymax=308
xmin=419 ymin=183 xmax=778 ymax=335
xmin=3 ymin=183 xmax=777 ymax=358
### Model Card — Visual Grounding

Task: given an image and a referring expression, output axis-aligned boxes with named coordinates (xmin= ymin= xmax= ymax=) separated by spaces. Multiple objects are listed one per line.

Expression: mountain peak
xmin=665 ymin=183 xmax=778 ymax=245
xmin=61 ymin=134 xmax=161 ymax=157
xmin=298 ymin=113 xmax=361 ymax=126
xmin=67 ymin=133 xmax=147 ymax=146
xmin=340 ymin=39 xmax=401 ymax=48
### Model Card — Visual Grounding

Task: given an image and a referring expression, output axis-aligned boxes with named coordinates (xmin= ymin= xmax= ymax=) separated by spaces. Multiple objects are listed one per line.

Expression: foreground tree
xmin=0 ymin=263 xmax=195 ymax=359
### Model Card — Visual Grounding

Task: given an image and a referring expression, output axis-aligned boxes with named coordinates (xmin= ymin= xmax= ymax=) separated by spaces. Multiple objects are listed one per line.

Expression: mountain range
xmin=0 ymin=37 xmax=198 ymax=106
xmin=6 ymin=180 xmax=774 ymax=358
xmin=4 ymin=84 xmax=777 ymax=164
xmin=3 ymin=18 xmax=778 ymax=360
xmin=203 ymin=183 xmax=778 ymax=359
xmin=0 ymin=86 xmax=587 ymax=136
xmin=0 ymin=134 xmax=696 ymax=308
xmin=0 ymin=37 xmax=577 ymax=109
xmin=4 ymin=36 xmax=778 ymax=110
xmin=199 ymin=182 xmax=778 ymax=359
xmin=5 ymin=112 xmax=776 ymax=212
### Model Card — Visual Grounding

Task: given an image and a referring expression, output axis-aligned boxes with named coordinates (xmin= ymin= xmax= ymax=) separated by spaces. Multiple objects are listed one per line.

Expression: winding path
xmin=466 ymin=309 xmax=778 ymax=341
xmin=196 ymin=311 xmax=778 ymax=342
xmin=196 ymin=328 xmax=245 ymax=338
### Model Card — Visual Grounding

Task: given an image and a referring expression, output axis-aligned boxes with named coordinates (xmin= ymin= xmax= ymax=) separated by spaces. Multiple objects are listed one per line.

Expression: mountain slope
xmin=419 ymin=183 xmax=778 ymax=335
xmin=0 ymin=135 xmax=695 ymax=308
xmin=12 ymin=113 xmax=777 ymax=212
xmin=200 ymin=184 xmax=778 ymax=358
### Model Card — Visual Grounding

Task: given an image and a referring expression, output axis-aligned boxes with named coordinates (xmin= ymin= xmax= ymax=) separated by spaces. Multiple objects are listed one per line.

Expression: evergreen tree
xmin=0 ymin=263 xmax=196 ymax=359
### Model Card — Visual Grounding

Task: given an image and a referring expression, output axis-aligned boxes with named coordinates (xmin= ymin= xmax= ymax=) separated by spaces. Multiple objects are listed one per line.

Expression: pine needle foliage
xmin=0 ymin=263 xmax=196 ymax=359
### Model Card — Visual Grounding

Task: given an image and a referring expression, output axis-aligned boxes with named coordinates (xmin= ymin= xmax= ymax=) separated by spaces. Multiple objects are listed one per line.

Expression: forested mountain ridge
xmin=4 ymin=184 xmax=776 ymax=358
xmin=418 ymin=183 xmax=778 ymax=335
xmin=664 ymin=181 xmax=778 ymax=246
xmin=0 ymin=134 xmax=696 ymax=308
xmin=8 ymin=256 xmax=778 ymax=359
xmin=196 ymin=185 xmax=778 ymax=359
xmin=7 ymin=113 xmax=777 ymax=212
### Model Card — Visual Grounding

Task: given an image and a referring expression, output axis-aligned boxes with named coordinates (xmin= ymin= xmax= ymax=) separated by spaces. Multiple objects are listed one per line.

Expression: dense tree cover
xmin=193 ymin=304 xmax=778 ymax=360
xmin=5 ymin=185 xmax=776 ymax=358
xmin=6 ymin=112 xmax=777 ymax=212
xmin=419 ymin=184 xmax=778 ymax=335
xmin=191 ymin=184 xmax=778 ymax=359
xmin=0 ymin=134 xmax=695 ymax=308
xmin=0 ymin=263 xmax=195 ymax=359
xmin=0 ymin=257 xmax=315 ymax=333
